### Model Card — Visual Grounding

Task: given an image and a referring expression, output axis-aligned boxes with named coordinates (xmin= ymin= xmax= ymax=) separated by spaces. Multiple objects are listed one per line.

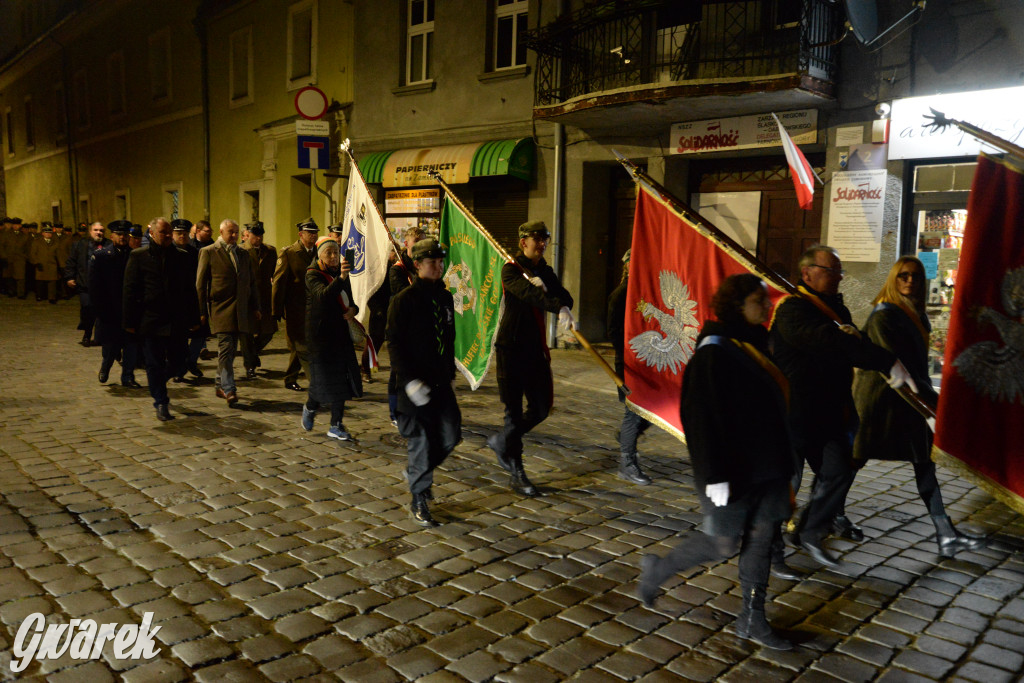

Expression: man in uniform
xmin=9 ymin=220 xmax=32 ymax=299
xmin=0 ymin=217 xmax=11 ymax=295
xmin=123 ymin=217 xmax=201 ymax=421
xmin=387 ymin=238 xmax=460 ymax=527
xmin=91 ymin=220 xmax=140 ymax=387
xmin=328 ymin=223 xmax=345 ymax=244
xmin=272 ymin=218 xmax=318 ymax=391
xmin=240 ymin=221 xmax=278 ymax=379
xmin=65 ymin=221 xmax=110 ymax=345
xmin=487 ymin=220 xmax=575 ymax=496
xmin=196 ymin=219 xmax=260 ymax=405
xmin=771 ymin=245 xmax=915 ymax=567
xmin=29 ymin=223 xmax=62 ymax=303
xmin=171 ymin=219 xmax=204 ymax=381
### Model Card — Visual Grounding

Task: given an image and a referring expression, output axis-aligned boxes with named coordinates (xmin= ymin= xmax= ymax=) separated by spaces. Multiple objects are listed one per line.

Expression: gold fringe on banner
xmin=624 ymin=398 xmax=687 ymax=446
xmin=932 ymin=445 xmax=1024 ymax=516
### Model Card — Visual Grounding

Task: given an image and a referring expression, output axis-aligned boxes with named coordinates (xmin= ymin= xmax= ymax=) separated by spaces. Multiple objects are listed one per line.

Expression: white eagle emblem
xmin=629 ymin=270 xmax=700 ymax=373
xmin=443 ymin=260 xmax=477 ymax=315
xmin=953 ymin=266 xmax=1024 ymax=404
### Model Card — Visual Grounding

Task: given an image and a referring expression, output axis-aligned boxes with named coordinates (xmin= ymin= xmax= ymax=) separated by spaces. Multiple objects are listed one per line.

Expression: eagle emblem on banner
xmin=953 ymin=266 xmax=1024 ymax=404
xmin=443 ymin=260 xmax=477 ymax=315
xmin=629 ymin=270 xmax=700 ymax=373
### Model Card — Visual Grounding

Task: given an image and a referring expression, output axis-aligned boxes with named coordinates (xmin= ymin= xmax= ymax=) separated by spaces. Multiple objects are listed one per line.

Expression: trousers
xmin=143 ymin=334 xmax=187 ymax=407
xmin=397 ymin=385 xmax=461 ymax=496
xmin=492 ymin=347 xmax=552 ymax=459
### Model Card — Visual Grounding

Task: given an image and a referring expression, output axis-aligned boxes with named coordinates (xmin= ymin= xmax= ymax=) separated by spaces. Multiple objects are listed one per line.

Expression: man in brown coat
xmin=28 ymin=223 xmax=63 ymax=303
xmin=272 ymin=218 xmax=318 ymax=391
xmin=196 ymin=219 xmax=260 ymax=405
xmin=10 ymin=221 xmax=32 ymax=299
xmin=239 ymin=221 xmax=278 ymax=379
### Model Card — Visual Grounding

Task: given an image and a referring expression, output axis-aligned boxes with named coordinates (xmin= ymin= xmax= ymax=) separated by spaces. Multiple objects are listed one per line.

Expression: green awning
xmin=357 ymin=138 xmax=534 ymax=187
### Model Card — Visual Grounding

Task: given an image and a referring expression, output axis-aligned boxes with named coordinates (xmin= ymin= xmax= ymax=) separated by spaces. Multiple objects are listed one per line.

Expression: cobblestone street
xmin=1 ymin=296 xmax=1023 ymax=682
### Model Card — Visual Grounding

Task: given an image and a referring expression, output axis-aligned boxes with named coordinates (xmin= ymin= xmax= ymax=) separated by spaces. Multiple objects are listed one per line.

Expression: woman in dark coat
xmin=301 ymin=237 xmax=363 ymax=440
xmin=852 ymin=256 xmax=983 ymax=556
xmin=638 ymin=273 xmax=794 ymax=651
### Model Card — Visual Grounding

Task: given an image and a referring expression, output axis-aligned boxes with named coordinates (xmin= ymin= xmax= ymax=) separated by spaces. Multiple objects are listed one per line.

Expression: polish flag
xmin=772 ymin=113 xmax=819 ymax=210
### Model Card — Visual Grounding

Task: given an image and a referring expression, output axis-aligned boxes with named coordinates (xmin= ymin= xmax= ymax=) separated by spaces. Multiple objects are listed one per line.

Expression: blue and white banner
xmin=341 ymin=162 xmax=392 ymax=327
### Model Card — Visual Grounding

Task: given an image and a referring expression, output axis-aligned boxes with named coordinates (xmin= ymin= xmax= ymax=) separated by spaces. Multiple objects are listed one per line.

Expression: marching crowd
xmin=0 ymin=213 xmax=986 ymax=651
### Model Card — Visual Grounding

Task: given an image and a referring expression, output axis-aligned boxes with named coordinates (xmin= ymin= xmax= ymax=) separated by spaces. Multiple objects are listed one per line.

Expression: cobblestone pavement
xmin=1 ymin=296 xmax=1023 ymax=682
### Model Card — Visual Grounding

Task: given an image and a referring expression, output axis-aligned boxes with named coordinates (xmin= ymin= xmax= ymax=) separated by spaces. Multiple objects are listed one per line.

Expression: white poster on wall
xmin=693 ymin=191 xmax=761 ymax=253
xmin=826 ymin=169 xmax=887 ymax=262
xmin=670 ymin=110 xmax=817 ymax=154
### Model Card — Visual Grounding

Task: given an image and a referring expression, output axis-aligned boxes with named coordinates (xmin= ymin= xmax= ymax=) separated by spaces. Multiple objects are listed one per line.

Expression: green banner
xmin=439 ymin=198 xmax=505 ymax=390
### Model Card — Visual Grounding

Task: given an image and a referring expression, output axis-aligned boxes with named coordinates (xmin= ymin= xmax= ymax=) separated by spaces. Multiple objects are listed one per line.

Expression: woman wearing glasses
xmin=852 ymin=256 xmax=983 ymax=556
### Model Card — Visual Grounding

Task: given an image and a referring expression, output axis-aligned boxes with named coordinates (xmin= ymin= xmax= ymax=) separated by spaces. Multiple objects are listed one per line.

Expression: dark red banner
xmin=934 ymin=154 xmax=1024 ymax=510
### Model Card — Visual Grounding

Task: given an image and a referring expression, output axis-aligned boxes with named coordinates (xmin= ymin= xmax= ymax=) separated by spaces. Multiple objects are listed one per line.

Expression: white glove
xmin=887 ymin=359 xmax=919 ymax=394
xmin=926 ymin=416 xmax=936 ymax=433
xmin=558 ymin=306 xmax=578 ymax=331
xmin=706 ymin=482 xmax=730 ymax=507
xmin=405 ymin=379 xmax=431 ymax=406
xmin=528 ymin=276 xmax=547 ymax=292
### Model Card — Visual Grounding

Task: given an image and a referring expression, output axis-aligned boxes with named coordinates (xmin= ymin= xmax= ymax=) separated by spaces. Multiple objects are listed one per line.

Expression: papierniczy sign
xmin=10 ymin=612 xmax=161 ymax=673
xmin=670 ymin=110 xmax=817 ymax=155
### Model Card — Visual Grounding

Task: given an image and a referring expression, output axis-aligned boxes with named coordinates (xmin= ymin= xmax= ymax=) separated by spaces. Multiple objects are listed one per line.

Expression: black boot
xmin=932 ymin=515 xmax=985 ymax=557
xmin=735 ymin=586 xmax=792 ymax=650
xmin=487 ymin=434 xmax=514 ymax=473
xmin=619 ymin=452 xmax=652 ymax=485
xmin=411 ymin=493 xmax=439 ymax=527
xmin=509 ymin=455 xmax=538 ymax=497
xmin=155 ymin=404 xmax=174 ymax=421
xmin=637 ymin=554 xmax=667 ymax=607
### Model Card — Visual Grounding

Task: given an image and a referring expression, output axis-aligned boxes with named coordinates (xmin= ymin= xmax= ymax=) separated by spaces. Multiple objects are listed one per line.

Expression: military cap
xmin=246 ymin=221 xmax=265 ymax=236
xmin=108 ymin=220 xmax=132 ymax=234
xmin=411 ymin=238 xmax=447 ymax=261
xmin=77 ymin=222 xmax=87 ymax=231
xmin=0 ymin=217 xmax=8 ymax=223
xmin=328 ymin=223 xmax=344 ymax=235
xmin=11 ymin=217 xmax=23 ymax=225
xmin=170 ymin=218 xmax=192 ymax=232
xmin=518 ymin=220 xmax=551 ymax=240
xmin=129 ymin=225 xmax=143 ymax=238
xmin=54 ymin=223 xmax=64 ymax=230
xmin=41 ymin=221 xmax=53 ymax=228
xmin=296 ymin=217 xmax=319 ymax=232
xmin=41 ymin=223 xmax=54 ymax=233
xmin=25 ymin=222 xmax=38 ymax=229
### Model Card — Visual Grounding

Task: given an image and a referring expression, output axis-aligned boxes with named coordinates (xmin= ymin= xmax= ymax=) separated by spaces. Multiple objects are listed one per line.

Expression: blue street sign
xmin=297 ymin=135 xmax=330 ymax=169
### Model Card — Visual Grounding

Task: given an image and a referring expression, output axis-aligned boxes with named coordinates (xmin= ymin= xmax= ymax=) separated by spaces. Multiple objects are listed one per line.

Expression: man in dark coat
xmin=170 ymin=219 xmax=205 ymax=381
xmin=189 ymin=220 xmax=214 ymax=251
xmin=123 ymin=217 xmax=201 ymax=421
xmin=385 ymin=226 xmax=424 ymax=425
xmin=487 ymin=220 xmax=575 ymax=497
xmin=90 ymin=220 xmax=140 ymax=388
xmin=240 ymin=221 xmax=278 ymax=379
xmin=387 ymin=238 xmax=460 ymax=527
xmin=272 ymin=218 xmax=318 ymax=391
xmin=770 ymin=245 xmax=914 ymax=567
xmin=65 ymin=221 xmax=110 ymax=346
xmin=607 ymin=249 xmax=652 ymax=485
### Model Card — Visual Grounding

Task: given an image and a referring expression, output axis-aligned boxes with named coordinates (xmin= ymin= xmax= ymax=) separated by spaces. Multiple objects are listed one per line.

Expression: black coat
xmin=386 ymin=277 xmax=456 ymax=414
xmin=122 ymin=242 xmax=201 ymax=337
xmin=305 ymin=266 xmax=363 ymax=404
xmin=769 ymin=284 xmax=895 ymax=442
xmin=388 ymin=253 xmax=416 ymax=297
xmin=681 ymin=320 xmax=794 ymax=496
xmin=89 ymin=243 xmax=133 ymax=331
xmin=853 ymin=303 xmax=938 ymax=463
xmin=495 ymin=254 xmax=573 ymax=351
xmin=607 ymin=277 xmax=628 ymax=375
xmin=64 ymin=237 xmax=111 ymax=291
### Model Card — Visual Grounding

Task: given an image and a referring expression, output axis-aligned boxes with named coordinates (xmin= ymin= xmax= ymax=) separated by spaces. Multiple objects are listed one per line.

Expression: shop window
xmin=73 ymin=69 xmax=90 ymax=130
xmin=108 ymin=50 xmax=127 ymax=118
xmin=149 ymin=28 xmax=172 ymax=104
xmin=230 ymin=26 xmax=255 ymax=106
xmin=23 ymin=96 xmax=34 ymax=151
xmin=287 ymin=0 xmax=317 ymax=89
xmin=406 ymin=0 xmax=434 ymax=84
xmin=493 ymin=0 xmax=528 ymax=70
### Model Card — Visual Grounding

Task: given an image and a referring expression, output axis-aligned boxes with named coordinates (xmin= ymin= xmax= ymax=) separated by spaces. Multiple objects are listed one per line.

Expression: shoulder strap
xmin=696 ymin=334 xmax=727 ymax=350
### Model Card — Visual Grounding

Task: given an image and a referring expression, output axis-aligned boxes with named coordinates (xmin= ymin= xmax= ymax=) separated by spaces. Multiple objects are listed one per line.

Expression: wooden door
xmin=757 ymin=189 xmax=824 ymax=283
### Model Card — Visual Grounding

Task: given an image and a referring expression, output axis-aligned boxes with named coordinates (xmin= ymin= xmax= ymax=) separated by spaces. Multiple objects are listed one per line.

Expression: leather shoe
xmin=155 ymin=404 xmax=174 ymax=421
xmin=122 ymin=379 xmax=142 ymax=388
xmin=770 ymin=562 xmax=803 ymax=581
xmin=98 ymin=368 xmax=109 ymax=383
xmin=216 ymin=388 xmax=238 ymax=404
xmin=800 ymin=538 xmax=840 ymax=568
xmin=285 ymin=381 xmax=303 ymax=391
xmin=832 ymin=514 xmax=864 ymax=542
xmin=487 ymin=434 xmax=514 ymax=473
xmin=188 ymin=365 xmax=204 ymax=378
xmin=245 ymin=368 xmax=258 ymax=380
xmin=411 ymin=494 xmax=439 ymax=527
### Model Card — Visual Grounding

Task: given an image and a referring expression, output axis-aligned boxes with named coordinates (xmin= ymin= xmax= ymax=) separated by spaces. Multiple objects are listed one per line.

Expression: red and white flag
xmin=773 ymin=112 xmax=819 ymax=210
xmin=623 ymin=185 xmax=786 ymax=439
xmin=934 ymin=153 xmax=1024 ymax=512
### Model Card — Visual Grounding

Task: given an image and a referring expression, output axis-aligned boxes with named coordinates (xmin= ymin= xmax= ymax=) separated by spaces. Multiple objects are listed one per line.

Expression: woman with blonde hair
xmin=852 ymin=255 xmax=983 ymax=556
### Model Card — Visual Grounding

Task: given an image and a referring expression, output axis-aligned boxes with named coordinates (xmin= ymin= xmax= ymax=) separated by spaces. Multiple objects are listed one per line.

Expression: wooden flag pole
xmin=427 ymin=169 xmax=630 ymax=395
xmin=612 ymin=151 xmax=935 ymax=421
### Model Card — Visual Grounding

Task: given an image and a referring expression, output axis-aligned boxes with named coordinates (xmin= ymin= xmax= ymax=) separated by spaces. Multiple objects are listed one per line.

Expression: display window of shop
xmin=385 ymin=187 xmax=441 ymax=242
xmin=903 ymin=158 xmax=976 ymax=382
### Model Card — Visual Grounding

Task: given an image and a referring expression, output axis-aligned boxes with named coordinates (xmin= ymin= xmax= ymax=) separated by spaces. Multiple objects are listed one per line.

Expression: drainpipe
xmin=194 ymin=4 xmax=211 ymax=220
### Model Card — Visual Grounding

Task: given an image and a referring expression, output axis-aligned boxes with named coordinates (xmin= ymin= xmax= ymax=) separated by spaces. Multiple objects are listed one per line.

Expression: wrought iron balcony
xmin=524 ymin=0 xmax=842 ymax=121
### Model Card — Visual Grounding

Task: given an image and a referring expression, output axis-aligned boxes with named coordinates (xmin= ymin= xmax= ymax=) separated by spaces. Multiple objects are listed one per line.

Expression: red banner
xmin=934 ymin=153 xmax=1024 ymax=512
xmin=624 ymin=186 xmax=786 ymax=438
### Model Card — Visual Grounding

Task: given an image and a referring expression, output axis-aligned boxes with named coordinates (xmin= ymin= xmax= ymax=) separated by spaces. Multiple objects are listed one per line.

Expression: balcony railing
xmin=524 ymin=0 xmax=842 ymax=107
